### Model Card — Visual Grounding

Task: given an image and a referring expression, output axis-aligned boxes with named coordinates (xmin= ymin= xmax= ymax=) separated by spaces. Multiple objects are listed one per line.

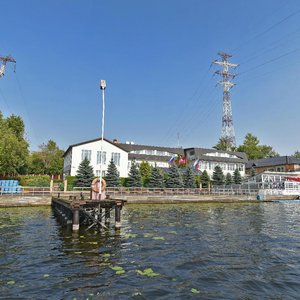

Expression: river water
xmin=0 ymin=203 xmax=300 ymax=299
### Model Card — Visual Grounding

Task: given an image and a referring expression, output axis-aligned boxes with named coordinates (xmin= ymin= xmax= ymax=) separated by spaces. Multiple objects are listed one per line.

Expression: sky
xmin=1 ymin=0 xmax=300 ymax=155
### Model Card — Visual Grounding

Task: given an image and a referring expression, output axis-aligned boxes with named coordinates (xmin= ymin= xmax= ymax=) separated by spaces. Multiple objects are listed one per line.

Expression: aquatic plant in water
xmin=136 ymin=268 xmax=159 ymax=277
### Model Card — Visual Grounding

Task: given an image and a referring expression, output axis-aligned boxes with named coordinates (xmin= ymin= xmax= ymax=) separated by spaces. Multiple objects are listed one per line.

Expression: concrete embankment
xmin=0 ymin=195 xmax=51 ymax=207
xmin=0 ymin=194 xmax=298 ymax=207
xmin=118 ymin=194 xmax=257 ymax=204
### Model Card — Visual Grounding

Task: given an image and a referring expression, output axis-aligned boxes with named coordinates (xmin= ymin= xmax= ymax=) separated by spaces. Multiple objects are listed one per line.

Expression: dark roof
xmin=185 ymin=147 xmax=248 ymax=163
xmin=116 ymin=143 xmax=184 ymax=155
xmin=246 ymin=156 xmax=300 ymax=169
xmin=63 ymin=138 xmax=184 ymax=157
xmin=63 ymin=137 xmax=127 ymax=157
xmin=128 ymin=153 xmax=172 ymax=162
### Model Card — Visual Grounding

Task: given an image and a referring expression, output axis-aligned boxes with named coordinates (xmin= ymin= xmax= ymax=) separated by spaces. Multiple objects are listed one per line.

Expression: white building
xmin=184 ymin=147 xmax=247 ymax=177
xmin=63 ymin=138 xmax=248 ymax=178
xmin=63 ymin=138 xmax=128 ymax=177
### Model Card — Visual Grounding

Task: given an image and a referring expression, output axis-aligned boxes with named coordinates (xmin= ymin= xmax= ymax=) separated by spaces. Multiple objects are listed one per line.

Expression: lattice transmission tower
xmin=213 ymin=52 xmax=238 ymax=148
xmin=0 ymin=55 xmax=16 ymax=79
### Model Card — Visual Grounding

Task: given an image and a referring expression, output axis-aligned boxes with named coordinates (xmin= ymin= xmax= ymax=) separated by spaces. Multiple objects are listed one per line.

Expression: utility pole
xmin=213 ymin=52 xmax=238 ymax=149
xmin=0 ymin=55 xmax=16 ymax=78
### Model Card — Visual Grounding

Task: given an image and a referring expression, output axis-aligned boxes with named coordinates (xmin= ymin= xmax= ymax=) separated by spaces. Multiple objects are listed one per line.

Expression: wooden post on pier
xmin=105 ymin=208 xmax=110 ymax=224
xmin=72 ymin=201 xmax=80 ymax=231
xmin=115 ymin=201 xmax=122 ymax=228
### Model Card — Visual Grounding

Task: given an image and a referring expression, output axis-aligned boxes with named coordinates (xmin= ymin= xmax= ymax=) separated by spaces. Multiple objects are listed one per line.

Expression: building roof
xmin=116 ymin=142 xmax=184 ymax=155
xmin=185 ymin=147 xmax=248 ymax=163
xmin=63 ymin=138 xmax=184 ymax=157
xmin=246 ymin=156 xmax=300 ymax=169
xmin=63 ymin=137 xmax=127 ymax=157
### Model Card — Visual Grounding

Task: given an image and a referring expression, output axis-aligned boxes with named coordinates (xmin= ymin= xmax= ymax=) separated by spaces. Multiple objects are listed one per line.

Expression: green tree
xmin=237 ymin=133 xmax=278 ymax=160
xmin=293 ymin=150 xmax=300 ymax=158
xmin=184 ymin=166 xmax=196 ymax=188
xmin=74 ymin=158 xmax=95 ymax=187
xmin=213 ymin=137 xmax=236 ymax=151
xmin=148 ymin=166 xmax=164 ymax=188
xmin=127 ymin=161 xmax=142 ymax=187
xmin=200 ymin=170 xmax=210 ymax=188
xmin=212 ymin=165 xmax=225 ymax=186
xmin=105 ymin=158 xmax=120 ymax=187
xmin=165 ymin=164 xmax=183 ymax=188
xmin=250 ymin=167 xmax=256 ymax=177
xmin=225 ymin=172 xmax=233 ymax=185
xmin=233 ymin=169 xmax=242 ymax=184
xmin=139 ymin=161 xmax=151 ymax=187
xmin=28 ymin=140 xmax=64 ymax=175
xmin=0 ymin=112 xmax=29 ymax=175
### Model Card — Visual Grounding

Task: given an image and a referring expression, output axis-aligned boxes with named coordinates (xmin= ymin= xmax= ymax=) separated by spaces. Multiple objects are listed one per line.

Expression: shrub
xmin=17 ymin=175 xmax=51 ymax=187
xmin=120 ymin=177 xmax=128 ymax=187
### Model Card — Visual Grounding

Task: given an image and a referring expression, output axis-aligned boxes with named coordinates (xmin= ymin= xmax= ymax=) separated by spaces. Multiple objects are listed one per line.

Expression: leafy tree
xmin=233 ymin=169 xmax=242 ymax=184
xmin=213 ymin=137 xmax=236 ymax=152
xmin=148 ymin=166 xmax=164 ymax=188
xmin=0 ymin=112 xmax=29 ymax=175
xmin=225 ymin=173 xmax=233 ymax=185
xmin=105 ymin=158 xmax=120 ymax=187
xmin=127 ymin=161 xmax=142 ymax=187
xmin=212 ymin=165 xmax=225 ymax=186
xmin=74 ymin=158 xmax=94 ymax=187
xmin=28 ymin=140 xmax=64 ymax=175
xmin=293 ymin=151 xmax=300 ymax=158
xmin=139 ymin=161 xmax=151 ymax=187
xmin=165 ymin=164 xmax=183 ymax=188
xmin=250 ymin=167 xmax=256 ymax=177
xmin=259 ymin=145 xmax=279 ymax=158
xmin=200 ymin=170 xmax=210 ymax=188
xmin=184 ymin=166 xmax=196 ymax=188
xmin=237 ymin=133 xmax=278 ymax=160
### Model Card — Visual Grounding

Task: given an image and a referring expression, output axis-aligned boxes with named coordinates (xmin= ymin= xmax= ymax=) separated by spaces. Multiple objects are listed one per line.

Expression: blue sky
xmin=1 ymin=0 xmax=300 ymax=155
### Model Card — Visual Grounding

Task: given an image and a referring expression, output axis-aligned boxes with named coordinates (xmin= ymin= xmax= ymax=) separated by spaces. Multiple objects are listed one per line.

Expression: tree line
xmin=75 ymin=158 xmax=243 ymax=189
xmin=213 ymin=134 xmax=280 ymax=160
xmin=0 ymin=112 xmax=64 ymax=177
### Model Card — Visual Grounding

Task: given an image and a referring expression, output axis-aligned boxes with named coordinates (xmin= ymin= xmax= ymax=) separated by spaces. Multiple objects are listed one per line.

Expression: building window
xmin=81 ymin=150 xmax=91 ymax=161
xmin=97 ymin=151 xmax=106 ymax=164
xmin=228 ymin=163 xmax=235 ymax=171
xmin=111 ymin=152 xmax=120 ymax=166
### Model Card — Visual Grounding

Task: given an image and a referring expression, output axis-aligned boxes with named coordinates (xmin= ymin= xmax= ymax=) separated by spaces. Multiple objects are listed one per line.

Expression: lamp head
xmin=100 ymin=80 xmax=106 ymax=90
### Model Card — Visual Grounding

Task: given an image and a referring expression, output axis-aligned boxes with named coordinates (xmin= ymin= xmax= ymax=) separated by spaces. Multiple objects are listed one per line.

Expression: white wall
xmin=67 ymin=140 xmax=128 ymax=177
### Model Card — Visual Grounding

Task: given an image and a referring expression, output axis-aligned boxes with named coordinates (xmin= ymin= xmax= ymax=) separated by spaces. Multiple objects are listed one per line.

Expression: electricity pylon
xmin=0 ymin=55 xmax=16 ymax=79
xmin=213 ymin=52 xmax=238 ymax=149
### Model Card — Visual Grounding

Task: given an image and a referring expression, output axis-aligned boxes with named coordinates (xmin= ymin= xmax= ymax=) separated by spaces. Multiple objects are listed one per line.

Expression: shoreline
xmin=0 ymin=194 xmax=298 ymax=207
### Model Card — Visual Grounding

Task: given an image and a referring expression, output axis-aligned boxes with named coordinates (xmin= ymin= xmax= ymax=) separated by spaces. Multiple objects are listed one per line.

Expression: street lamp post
xmin=99 ymin=80 xmax=106 ymax=199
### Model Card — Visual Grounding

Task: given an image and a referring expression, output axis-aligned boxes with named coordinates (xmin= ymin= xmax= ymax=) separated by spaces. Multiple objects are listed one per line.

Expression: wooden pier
xmin=51 ymin=195 xmax=126 ymax=231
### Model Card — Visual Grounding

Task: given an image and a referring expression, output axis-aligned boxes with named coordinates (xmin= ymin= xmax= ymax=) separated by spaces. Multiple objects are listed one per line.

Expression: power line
xmin=239 ymin=48 xmax=300 ymax=76
xmin=231 ymin=6 xmax=300 ymax=54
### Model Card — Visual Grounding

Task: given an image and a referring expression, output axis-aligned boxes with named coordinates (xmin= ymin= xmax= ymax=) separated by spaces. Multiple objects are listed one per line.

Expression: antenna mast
xmin=0 ymin=55 xmax=16 ymax=78
xmin=213 ymin=52 xmax=238 ymax=148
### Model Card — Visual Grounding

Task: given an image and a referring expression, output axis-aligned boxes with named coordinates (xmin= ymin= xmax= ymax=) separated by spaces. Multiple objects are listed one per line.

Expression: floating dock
xmin=51 ymin=195 xmax=126 ymax=231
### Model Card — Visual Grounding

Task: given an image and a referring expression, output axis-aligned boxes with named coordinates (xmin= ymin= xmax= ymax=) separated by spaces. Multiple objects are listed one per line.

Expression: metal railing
xmin=0 ymin=186 xmax=51 ymax=196
xmin=0 ymin=186 xmax=273 ymax=197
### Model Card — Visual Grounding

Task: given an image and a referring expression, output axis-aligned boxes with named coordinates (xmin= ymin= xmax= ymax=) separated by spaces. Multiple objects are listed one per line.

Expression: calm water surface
xmin=0 ymin=203 xmax=300 ymax=299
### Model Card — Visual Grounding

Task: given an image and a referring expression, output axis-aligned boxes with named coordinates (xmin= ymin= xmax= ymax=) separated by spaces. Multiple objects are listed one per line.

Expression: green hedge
xmin=17 ymin=175 xmax=51 ymax=187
